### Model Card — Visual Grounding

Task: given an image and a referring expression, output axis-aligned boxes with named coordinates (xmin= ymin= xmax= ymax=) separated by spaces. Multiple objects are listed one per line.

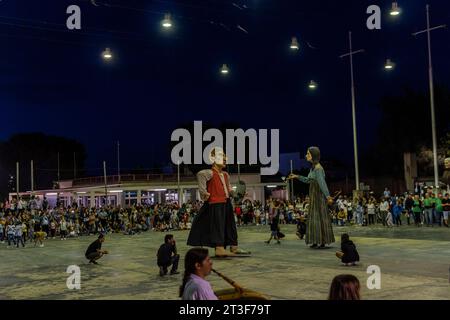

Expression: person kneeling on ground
xmin=335 ymin=233 xmax=359 ymax=266
xmin=179 ymin=248 xmax=218 ymax=300
xmin=157 ymin=234 xmax=180 ymax=276
xmin=85 ymin=233 xmax=109 ymax=264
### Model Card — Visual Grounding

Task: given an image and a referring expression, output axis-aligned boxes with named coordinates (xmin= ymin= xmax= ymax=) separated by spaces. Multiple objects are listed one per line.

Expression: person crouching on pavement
xmin=85 ymin=233 xmax=109 ymax=264
xmin=157 ymin=234 xmax=180 ymax=276
xmin=335 ymin=233 xmax=360 ymax=266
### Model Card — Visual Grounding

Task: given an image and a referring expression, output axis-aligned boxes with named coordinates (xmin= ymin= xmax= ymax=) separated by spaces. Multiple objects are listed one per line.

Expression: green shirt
xmin=435 ymin=198 xmax=443 ymax=212
xmin=412 ymin=200 xmax=422 ymax=213
xmin=423 ymin=198 xmax=432 ymax=208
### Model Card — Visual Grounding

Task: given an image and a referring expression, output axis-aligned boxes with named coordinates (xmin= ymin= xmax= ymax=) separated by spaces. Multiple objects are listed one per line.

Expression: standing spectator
xmin=423 ymin=193 xmax=433 ymax=226
xmin=404 ymin=194 xmax=414 ymax=226
xmin=50 ymin=220 xmax=57 ymax=239
xmin=393 ymin=200 xmax=403 ymax=226
xmin=355 ymin=202 xmax=364 ymax=226
xmin=265 ymin=207 xmax=281 ymax=245
xmin=6 ymin=223 xmax=16 ymax=248
xmin=328 ymin=275 xmax=361 ymax=300
xmin=442 ymin=193 xmax=450 ymax=227
xmin=412 ymin=195 xmax=423 ymax=227
xmin=41 ymin=214 xmax=49 ymax=237
xmin=0 ymin=218 xmax=4 ymax=243
xmin=60 ymin=218 xmax=68 ymax=240
xmin=15 ymin=222 xmax=25 ymax=248
xmin=434 ymin=193 xmax=444 ymax=227
xmin=383 ymin=188 xmax=391 ymax=199
xmin=346 ymin=197 xmax=353 ymax=224
xmin=379 ymin=198 xmax=389 ymax=226
xmin=42 ymin=197 xmax=49 ymax=211
xmin=367 ymin=200 xmax=376 ymax=225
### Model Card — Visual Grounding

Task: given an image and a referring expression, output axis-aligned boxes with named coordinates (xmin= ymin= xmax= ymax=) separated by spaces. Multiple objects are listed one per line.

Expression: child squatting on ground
xmin=335 ymin=233 xmax=360 ymax=266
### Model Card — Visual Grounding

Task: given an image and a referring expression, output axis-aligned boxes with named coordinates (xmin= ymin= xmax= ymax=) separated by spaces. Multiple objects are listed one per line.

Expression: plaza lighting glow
xmin=102 ymin=48 xmax=113 ymax=60
xmin=290 ymin=37 xmax=299 ymax=50
xmin=162 ymin=13 xmax=172 ymax=28
xmin=390 ymin=2 xmax=401 ymax=16
xmin=109 ymin=190 xmax=123 ymax=193
xmin=308 ymin=80 xmax=318 ymax=89
xmin=267 ymin=185 xmax=277 ymax=188
xmin=220 ymin=64 xmax=229 ymax=74
xmin=384 ymin=59 xmax=395 ymax=70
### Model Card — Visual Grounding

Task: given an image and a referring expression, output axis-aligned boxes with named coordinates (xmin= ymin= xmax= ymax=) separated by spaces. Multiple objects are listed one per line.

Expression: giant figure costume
xmin=187 ymin=149 xmax=250 ymax=257
xmin=294 ymin=147 xmax=335 ymax=247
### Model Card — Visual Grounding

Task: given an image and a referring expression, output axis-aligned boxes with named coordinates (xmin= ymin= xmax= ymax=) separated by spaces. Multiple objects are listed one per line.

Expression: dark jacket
xmin=157 ymin=243 xmax=177 ymax=267
xmin=341 ymin=240 xmax=359 ymax=263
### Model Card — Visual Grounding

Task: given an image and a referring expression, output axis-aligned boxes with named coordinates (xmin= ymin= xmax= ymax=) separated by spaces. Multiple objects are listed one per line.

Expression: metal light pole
xmin=412 ymin=5 xmax=446 ymax=189
xmin=103 ymin=161 xmax=108 ymax=206
xmin=30 ymin=160 xmax=34 ymax=192
xmin=290 ymin=160 xmax=294 ymax=201
xmin=57 ymin=152 xmax=60 ymax=183
xmin=117 ymin=141 xmax=121 ymax=183
xmin=16 ymin=162 xmax=19 ymax=200
xmin=340 ymin=31 xmax=364 ymax=191
xmin=73 ymin=152 xmax=77 ymax=179
xmin=177 ymin=160 xmax=181 ymax=205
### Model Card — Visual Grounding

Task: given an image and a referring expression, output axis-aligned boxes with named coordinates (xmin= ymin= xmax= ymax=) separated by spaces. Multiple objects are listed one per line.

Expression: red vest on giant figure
xmin=207 ymin=169 xmax=230 ymax=204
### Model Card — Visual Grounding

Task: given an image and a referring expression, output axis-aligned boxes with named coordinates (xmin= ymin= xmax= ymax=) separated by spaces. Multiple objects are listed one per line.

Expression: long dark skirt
xmin=187 ymin=199 xmax=238 ymax=248
xmin=305 ymin=180 xmax=335 ymax=245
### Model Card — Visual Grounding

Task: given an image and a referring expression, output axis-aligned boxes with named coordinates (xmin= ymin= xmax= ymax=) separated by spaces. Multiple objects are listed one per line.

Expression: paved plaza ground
xmin=0 ymin=225 xmax=449 ymax=300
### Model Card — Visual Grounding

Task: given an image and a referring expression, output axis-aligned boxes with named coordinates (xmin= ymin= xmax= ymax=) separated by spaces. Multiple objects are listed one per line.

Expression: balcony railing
xmin=72 ymin=174 xmax=196 ymax=187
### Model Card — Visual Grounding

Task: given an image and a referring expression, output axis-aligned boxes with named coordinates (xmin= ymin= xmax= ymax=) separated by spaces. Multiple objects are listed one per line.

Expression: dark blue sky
xmin=2 ymin=0 xmax=450 ymax=173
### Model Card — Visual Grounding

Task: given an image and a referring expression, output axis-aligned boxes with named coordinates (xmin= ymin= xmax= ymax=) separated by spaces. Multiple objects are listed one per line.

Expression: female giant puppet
xmin=187 ymin=148 xmax=250 ymax=257
xmin=289 ymin=147 xmax=335 ymax=248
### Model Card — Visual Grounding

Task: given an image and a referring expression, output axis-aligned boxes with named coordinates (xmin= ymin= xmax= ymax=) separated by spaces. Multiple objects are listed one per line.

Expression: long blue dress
xmin=298 ymin=164 xmax=335 ymax=245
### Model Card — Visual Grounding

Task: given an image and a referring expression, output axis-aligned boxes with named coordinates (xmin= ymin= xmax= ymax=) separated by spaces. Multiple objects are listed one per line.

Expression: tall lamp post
xmin=412 ymin=5 xmax=446 ymax=189
xmin=340 ymin=32 xmax=364 ymax=191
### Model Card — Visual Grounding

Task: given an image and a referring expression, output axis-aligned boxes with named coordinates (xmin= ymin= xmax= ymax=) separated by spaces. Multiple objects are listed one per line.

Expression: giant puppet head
xmin=209 ymin=147 xmax=227 ymax=169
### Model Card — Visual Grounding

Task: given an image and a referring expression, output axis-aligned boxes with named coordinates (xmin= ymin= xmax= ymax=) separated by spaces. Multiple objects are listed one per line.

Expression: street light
xmin=162 ymin=13 xmax=172 ymax=28
xmin=220 ymin=64 xmax=229 ymax=75
xmin=412 ymin=5 xmax=447 ymax=188
xmin=340 ymin=32 xmax=365 ymax=191
xmin=384 ymin=59 xmax=395 ymax=70
xmin=102 ymin=48 xmax=113 ymax=60
xmin=290 ymin=37 xmax=299 ymax=50
xmin=308 ymin=80 xmax=318 ymax=89
xmin=390 ymin=2 xmax=401 ymax=16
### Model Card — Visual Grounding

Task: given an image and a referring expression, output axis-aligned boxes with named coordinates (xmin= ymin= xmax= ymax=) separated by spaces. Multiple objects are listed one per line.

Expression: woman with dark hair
xmin=288 ymin=147 xmax=335 ymax=248
xmin=328 ymin=274 xmax=361 ymax=300
xmin=180 ymin=248 xmax=218 ymax=300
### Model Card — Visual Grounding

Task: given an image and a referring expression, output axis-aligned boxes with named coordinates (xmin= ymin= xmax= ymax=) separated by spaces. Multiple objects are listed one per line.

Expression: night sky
xmin=2 ymin=0 xmax=450 ymax=174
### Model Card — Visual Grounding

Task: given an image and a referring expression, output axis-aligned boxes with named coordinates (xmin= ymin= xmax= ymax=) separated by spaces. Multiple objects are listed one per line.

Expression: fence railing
xmin=71 ymin=174 xmax=195 ymax=187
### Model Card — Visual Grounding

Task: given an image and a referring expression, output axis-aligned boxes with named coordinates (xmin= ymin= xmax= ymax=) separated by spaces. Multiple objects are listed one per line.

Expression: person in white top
xmin=379 ymin=198 xmax=390 ymax=227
